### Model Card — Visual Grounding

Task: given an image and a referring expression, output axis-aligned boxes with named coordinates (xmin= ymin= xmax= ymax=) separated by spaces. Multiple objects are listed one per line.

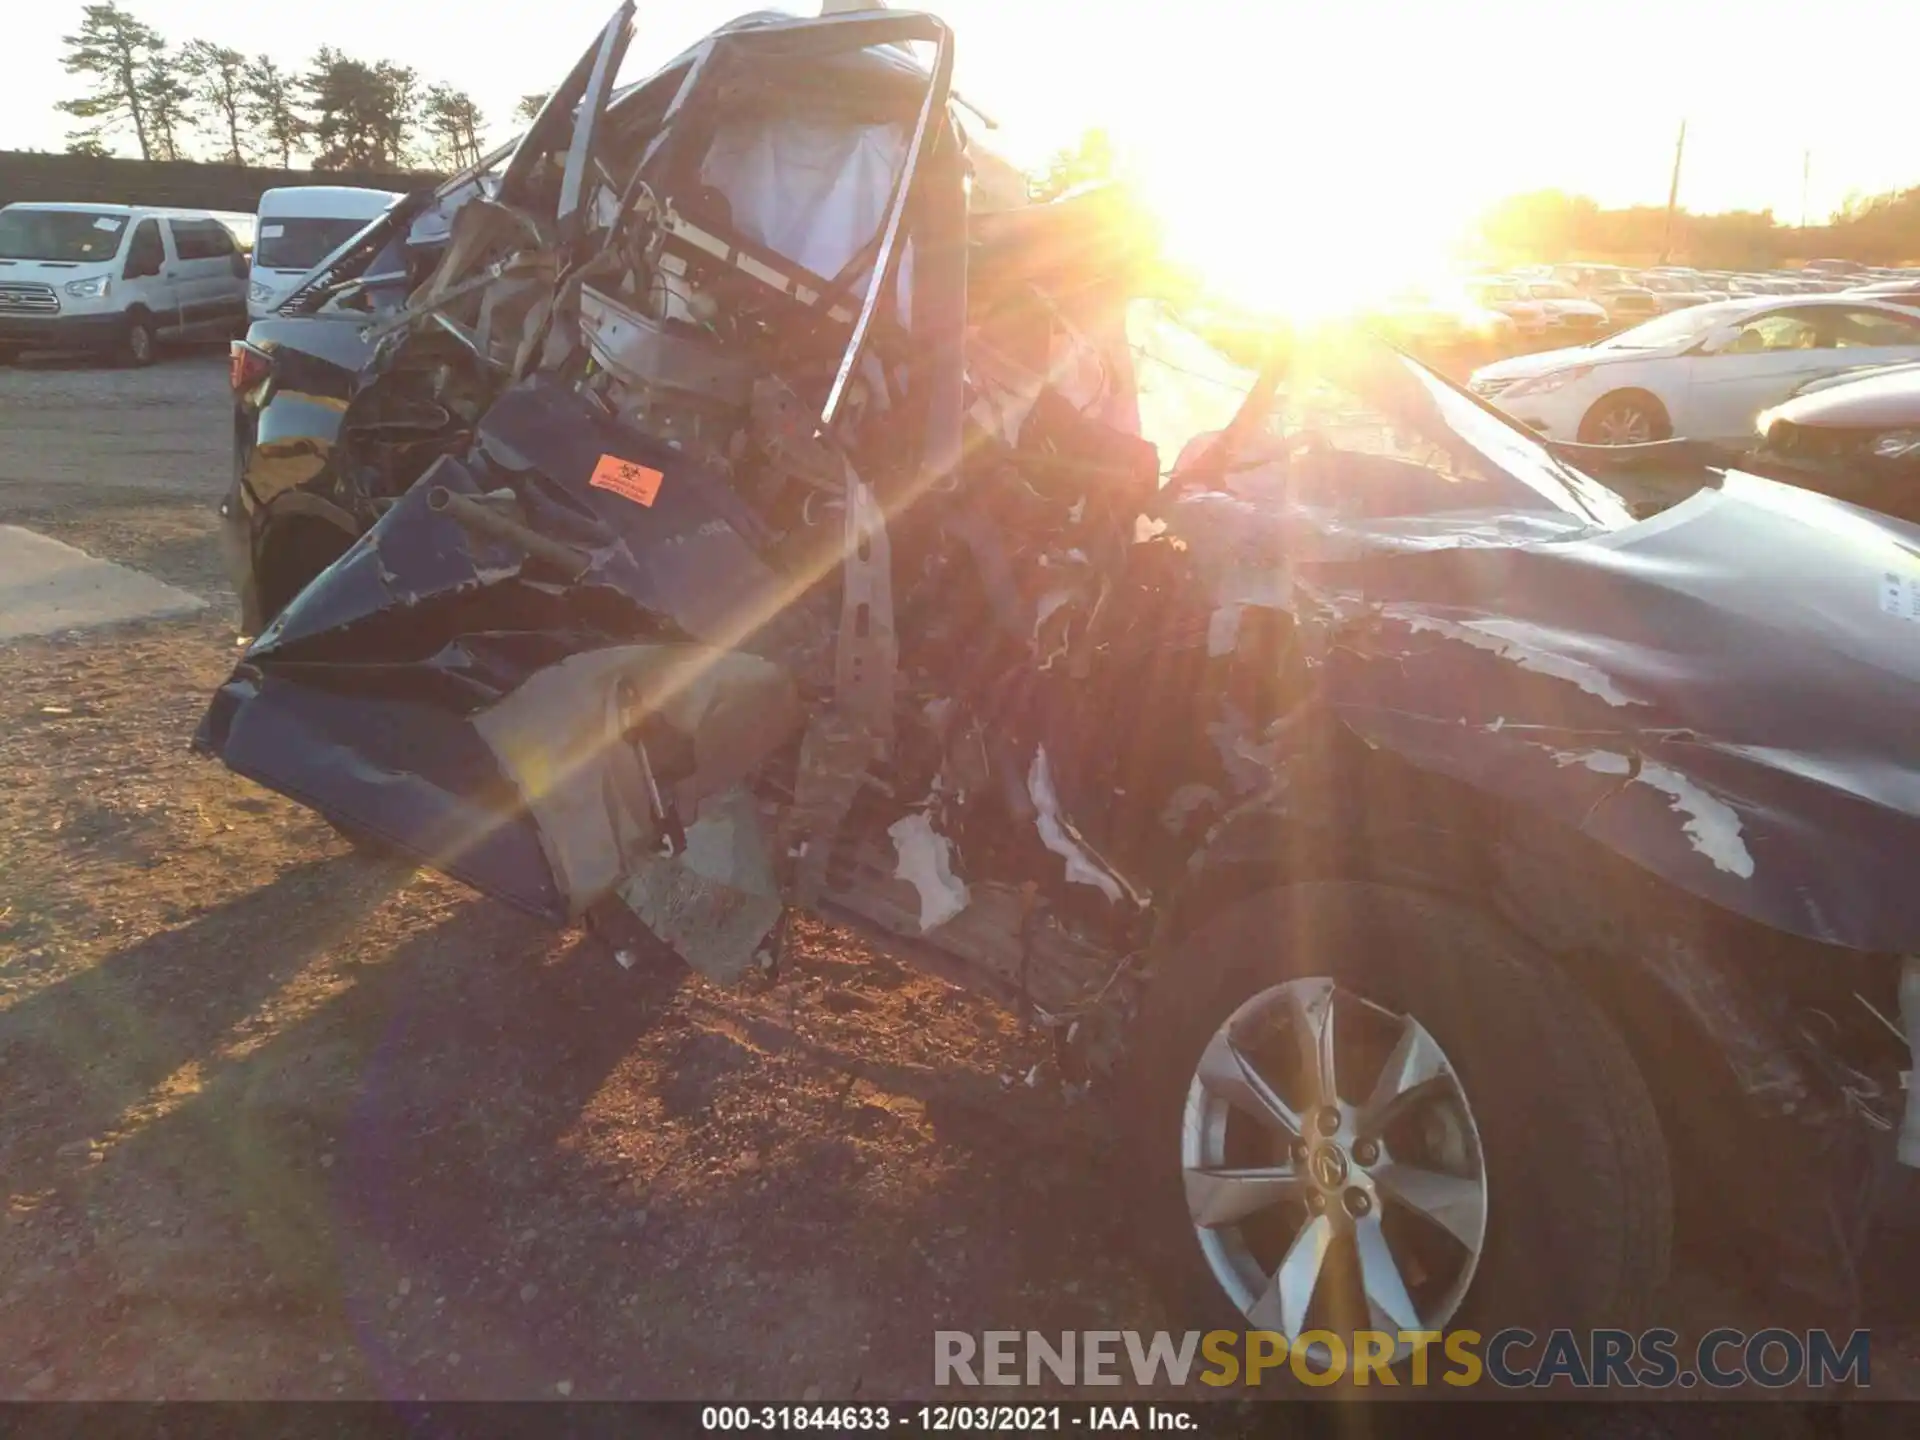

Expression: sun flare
xmin=1115 ymin=127 xmax=1480 ymax=322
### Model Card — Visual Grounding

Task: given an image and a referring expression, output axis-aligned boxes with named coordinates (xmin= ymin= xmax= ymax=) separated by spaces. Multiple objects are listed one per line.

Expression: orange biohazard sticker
xmin=588 ymin=453 xmax=664 ymax=507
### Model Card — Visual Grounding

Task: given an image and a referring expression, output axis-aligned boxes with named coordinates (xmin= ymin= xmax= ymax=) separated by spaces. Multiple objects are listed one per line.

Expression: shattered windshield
xmin=1595 ymin=306 xmax=1725 ymax=350
xmin=1126 ymin=302 xmax=1260 ymax=479
xmin=1133 ymin=314 xmax=1634 ymax=532
xmin=1255 ymin=331 xmax=1636 ymax=531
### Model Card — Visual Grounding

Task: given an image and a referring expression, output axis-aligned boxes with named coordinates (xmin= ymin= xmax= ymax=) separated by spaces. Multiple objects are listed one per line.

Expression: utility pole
xmin=1801 ymin=149 xmax=1811 ymax=232
xmin=1659 ymin=119 xmax=1687 ymax=263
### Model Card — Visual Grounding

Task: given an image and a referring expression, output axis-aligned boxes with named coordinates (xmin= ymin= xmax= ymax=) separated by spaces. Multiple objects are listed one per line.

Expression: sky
xmin=11 ymin=0 xmax=1920 ymax=293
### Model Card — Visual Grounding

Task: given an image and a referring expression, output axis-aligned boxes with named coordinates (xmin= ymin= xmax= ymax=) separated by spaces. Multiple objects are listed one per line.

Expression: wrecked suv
xmin=202 ymin=3 xmax=1920 ymax=1370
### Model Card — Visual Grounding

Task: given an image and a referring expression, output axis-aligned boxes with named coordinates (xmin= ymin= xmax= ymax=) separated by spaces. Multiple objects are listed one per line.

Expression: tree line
xmin=56 ymin=2 xmax=552 ymax=173
xmin=1479 ymin=188 xmax=1920 ymax=269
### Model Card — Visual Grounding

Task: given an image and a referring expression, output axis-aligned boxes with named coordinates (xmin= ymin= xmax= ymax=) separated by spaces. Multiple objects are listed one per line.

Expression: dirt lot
xmin=0 ymin=350 xmax=1904 ymax=1420
xmin=0 ymin=351 xmax=1157 ymax=1403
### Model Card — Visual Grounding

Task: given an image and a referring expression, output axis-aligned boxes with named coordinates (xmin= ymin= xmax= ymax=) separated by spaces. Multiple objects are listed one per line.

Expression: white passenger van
xmin=0 ymin=202 xmax=250 ymax=365
xmin=249 ymin=186 xmax=403 ymax=319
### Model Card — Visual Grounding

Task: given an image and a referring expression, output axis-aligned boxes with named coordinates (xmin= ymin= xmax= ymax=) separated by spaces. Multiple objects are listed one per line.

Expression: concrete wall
xmin=0 ymin=152 xmax=443 ymax=216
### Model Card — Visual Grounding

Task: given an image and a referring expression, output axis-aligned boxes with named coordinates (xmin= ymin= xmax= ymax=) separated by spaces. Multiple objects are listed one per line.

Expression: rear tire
xmin=1122 ymin=882 xmax=1671 ymax=1379
xmin=255 ymin=516 xmax=356 ymax=627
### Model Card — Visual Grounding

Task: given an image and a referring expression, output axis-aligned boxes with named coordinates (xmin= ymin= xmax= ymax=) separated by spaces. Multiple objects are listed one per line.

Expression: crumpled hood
xmin=1286 ymin=471 xmax=1920 ymax=952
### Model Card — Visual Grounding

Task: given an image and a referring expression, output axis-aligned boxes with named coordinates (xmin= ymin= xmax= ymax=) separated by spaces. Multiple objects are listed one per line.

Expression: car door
xmin=193 ymin=218 xmax=249 ymax=330
xmin=1686 ymin=309 xmax=1854 ymax=442
xmin=162 ymin=218 xmax=238 ymax=335
xmin=118 ymin=218 xmax=169 ymax=324
xmin=153 ymin=218 xmax=200 ymax=334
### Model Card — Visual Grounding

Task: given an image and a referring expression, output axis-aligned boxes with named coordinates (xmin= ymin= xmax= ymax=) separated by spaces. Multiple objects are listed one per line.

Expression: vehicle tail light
xmin=230 ymin=340 xmax=272 ymax=395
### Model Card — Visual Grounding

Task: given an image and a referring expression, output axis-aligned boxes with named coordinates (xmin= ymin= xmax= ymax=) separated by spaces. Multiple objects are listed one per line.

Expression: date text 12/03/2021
xmin=701 ymin=1406 xmax=1196 ymax=1431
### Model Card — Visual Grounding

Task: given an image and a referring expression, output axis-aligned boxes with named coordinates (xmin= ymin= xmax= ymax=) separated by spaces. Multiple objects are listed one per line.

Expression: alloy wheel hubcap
xmin=1181 ymin=977 xmax=1488 ymax=1373
xmin=1597 ymin=407 xmax=1651 ymax=444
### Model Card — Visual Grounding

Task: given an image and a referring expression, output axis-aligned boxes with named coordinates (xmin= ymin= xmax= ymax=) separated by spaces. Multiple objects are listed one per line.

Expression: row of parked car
xmin=1476 ymin=260 xmax=1920 ymax=337
xmin=1466 ymin=286 xmax=1920 ymax=525
xmin=1360 ymin=261 xmax=1920 ymax=360
xmin=0 ymin=186 xmax=400 ymax=365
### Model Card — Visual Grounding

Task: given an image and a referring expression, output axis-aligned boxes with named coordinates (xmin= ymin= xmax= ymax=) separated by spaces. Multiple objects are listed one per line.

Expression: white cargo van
xmin=0 ymin=202 xmax=249 ymax=365
xmin=249 ymin=186 xmax=402 ymax=319
xmin=210 ymin=211 xmax=258 ymax=254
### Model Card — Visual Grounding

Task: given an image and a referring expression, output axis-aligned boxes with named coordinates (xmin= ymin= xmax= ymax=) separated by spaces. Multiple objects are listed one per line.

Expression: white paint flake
xmin=1558 ymin=749 xmax=1755 ymax=878
xmin=1390 ymin=608 xmax=1639 ymax=707
xmin=1027 ymin=746 xmax=1125 ymax=902
xmin=888 ymin=812 xmax=970 ymax=932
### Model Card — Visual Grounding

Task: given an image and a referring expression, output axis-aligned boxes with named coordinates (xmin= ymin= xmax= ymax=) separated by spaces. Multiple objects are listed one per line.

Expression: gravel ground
xmin=0 ymin=349 xmax=1159 ymax=1404
xmin=0 ymin=348 xmax=1909 ymax=1422
xmin=0 ymin=351 xmax=235 ymax=599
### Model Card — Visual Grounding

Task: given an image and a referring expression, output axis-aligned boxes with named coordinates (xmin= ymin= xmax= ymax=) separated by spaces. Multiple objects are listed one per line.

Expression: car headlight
xmin=63 ymin=275 xmax=109 ymax=299
xmin=1503 ymin=365 xmax=1592 ymax=399
xmin=248 ymin=281 xmax=273 ymax=305
xmin=1871 ymin=430 xmax=1920 ymax=459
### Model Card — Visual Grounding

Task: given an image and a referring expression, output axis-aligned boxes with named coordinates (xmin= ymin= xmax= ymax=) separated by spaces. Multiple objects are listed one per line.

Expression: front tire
xmin=1578 ymin=390 xmax=1670 ymax=445
xmin=1123 ymin=882 xmax=1671 ymax=1376
xmin=117 ymin=311 xmax=157 ymax=368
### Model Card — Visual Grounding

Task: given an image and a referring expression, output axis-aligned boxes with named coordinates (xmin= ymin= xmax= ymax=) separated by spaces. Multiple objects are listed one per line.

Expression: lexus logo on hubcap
xmin=1309 ymin=1144 xmax=1348 ymax=1189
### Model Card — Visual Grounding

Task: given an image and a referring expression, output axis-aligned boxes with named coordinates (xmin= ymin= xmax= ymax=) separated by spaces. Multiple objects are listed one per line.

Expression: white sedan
xmin=1468 ymin=295 xmax=1920 ymax=444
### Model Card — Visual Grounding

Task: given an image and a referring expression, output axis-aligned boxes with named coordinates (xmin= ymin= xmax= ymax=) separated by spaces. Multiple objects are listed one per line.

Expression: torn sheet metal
xmin=473 ymin=645 xmax=801 ymax=916
xmin=619 ymin=786 xmax=781 ymax=985
xmin=198 ymin=373 xmax=827 ymax=925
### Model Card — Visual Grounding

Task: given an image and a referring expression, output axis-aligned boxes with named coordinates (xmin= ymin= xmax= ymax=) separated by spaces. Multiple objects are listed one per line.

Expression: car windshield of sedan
xmin=0 ymin=208 xmax=127 ymax=261
xmin=1593 ymin=306 xmax=1726 ymax=350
